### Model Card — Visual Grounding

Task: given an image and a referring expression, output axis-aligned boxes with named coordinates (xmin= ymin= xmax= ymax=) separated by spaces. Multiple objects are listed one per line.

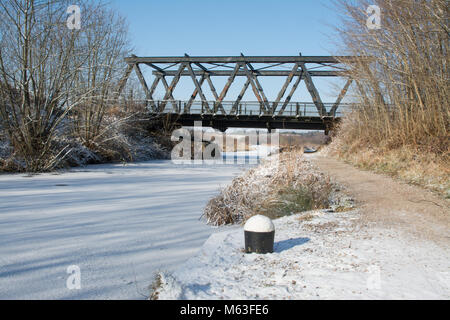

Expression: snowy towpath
xmin=155 ymin=154 xmax=450 ymax=300
xmin=0 ymin=160 xmax=246 ymax=299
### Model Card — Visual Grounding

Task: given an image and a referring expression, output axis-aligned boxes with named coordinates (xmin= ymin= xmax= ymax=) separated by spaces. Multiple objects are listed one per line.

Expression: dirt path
xmin=308 ymin=154 xmax=450 ymax=244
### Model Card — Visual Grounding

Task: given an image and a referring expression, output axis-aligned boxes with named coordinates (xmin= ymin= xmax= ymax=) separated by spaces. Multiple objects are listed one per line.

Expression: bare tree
xmin=70 ymin=2 xmax=132 ymax=153
xmin=333 ymin=0 xmax=449 ymax=151
xmin=0 ymin=0 xmax=132 ymax=171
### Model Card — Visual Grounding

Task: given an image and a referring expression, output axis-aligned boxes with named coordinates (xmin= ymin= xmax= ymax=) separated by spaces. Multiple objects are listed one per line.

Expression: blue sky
xmin=109 ymin=0 xmax=352 ymax=102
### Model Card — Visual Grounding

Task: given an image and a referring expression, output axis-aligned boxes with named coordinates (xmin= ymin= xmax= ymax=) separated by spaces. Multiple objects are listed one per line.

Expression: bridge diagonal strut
xmin=241 ymin=63 xmax=268 ymax=114
xmin=116 ymin=63 xmax=134 ymax=98
xmin=186 ymin=62 xmax=211 ymax=113
xmin=133 ymin=64 xmax=155 ymax=110
xmin=272 ymin=63 xmax=300 ymax=114
xmin=299 ymin=62 xmax=327 ymax=117
xmin=148 ymin=76 xmax=161 ymax=102
xmin=143 ymin=62 xmax=165 ymax=73
xmin=241 ymin=54 xmax=271 ymax=114
xmin=231 ymin=78 xmax=251 ymax=115
xmin=329 ymin=78 xmax=353 ymax=116
xmin=217 ymin=63 xmax=241 ymax=107
xmin=160 ymin=76 xmax=179 ymax=112
xmin=160 ymin=62 xmax=187 ymax=112
xmin=185 ymin=73 xmax=207 ymax=113
xmin=205 ymin=73 xmax=227 ymax=114
xmin=278 ymin=69 xmax=303 ymax=116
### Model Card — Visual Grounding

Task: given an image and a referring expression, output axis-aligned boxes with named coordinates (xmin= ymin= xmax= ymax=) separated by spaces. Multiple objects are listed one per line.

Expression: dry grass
xmin=329 ymin=0 xmax=449 ymax=198
xmin=202 ymin=150 xmax=335 ymax=226
xmin=327 ymin=139 xmax=450 ymax=197
xmin=297 ymin=213 xmax=315 ymax=223
xmin=279 ymin=132 xmax=328 ymax=148
xmin=148 ymin=273 xmax=163 ymax=301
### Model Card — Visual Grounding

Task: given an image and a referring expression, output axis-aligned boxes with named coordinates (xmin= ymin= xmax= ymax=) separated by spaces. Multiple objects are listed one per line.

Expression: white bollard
xmin=244 ymin=215 xmax=275 ymax=254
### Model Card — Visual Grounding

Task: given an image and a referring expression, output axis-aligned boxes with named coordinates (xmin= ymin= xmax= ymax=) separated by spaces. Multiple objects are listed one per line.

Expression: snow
xmin=2 ymin=146 xmax=448 ymax=300
xmin=244 ymin=215 xmax=275 ymax=233
xmin=0 ymin=160 xmax=248 ymax=299
xmin=156 ymin=209 xmax=450 ymax=300
xmin=221 ymin=144 xmax=279 ymax=164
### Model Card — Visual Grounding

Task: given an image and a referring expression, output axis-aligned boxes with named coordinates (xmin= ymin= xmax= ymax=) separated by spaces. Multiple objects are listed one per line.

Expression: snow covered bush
xmin=0 ymin=111 xmax=171 ymax=172
xmin=202 ymin=150 xmax=335 ymax=226
xmin=60 ymin=112 xmax=171 ymax=167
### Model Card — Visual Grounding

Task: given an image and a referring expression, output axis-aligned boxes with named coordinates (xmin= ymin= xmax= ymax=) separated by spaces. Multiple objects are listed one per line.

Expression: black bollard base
xmin=245 ymin=230 xmax=275 ymax=254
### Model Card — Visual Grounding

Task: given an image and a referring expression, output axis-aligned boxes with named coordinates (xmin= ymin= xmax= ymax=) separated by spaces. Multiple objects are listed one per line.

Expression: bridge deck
xmin=139 ymin=100 xmax=349 ymax=132
xmin=162 ymin=113 xmax=333 ymax=131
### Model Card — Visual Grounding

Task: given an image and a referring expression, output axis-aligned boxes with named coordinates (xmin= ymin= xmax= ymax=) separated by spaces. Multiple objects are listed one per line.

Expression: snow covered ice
xmin=0 ymin=160 xmax=246 ymax=299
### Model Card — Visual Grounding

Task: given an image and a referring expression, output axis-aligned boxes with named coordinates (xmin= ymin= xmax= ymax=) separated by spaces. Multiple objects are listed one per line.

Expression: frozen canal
xmin=0 ymin=160 xmax=247 ymax=299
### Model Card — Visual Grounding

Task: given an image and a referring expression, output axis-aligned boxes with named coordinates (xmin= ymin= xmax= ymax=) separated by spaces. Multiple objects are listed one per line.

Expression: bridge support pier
xmin=323 ymin=118 xmax=340 ymax=136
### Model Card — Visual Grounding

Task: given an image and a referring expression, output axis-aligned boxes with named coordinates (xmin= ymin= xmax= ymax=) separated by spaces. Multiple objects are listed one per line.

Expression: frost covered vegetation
xmin=0 ymin=107 xmax=171 ymax=172
xmin=0 ymin=1 xmax=169 ymax=172
xmin=203 ymin=150 xmax=345 ymax=226
xmin=330 ymin=0 xmax=449 ymax=197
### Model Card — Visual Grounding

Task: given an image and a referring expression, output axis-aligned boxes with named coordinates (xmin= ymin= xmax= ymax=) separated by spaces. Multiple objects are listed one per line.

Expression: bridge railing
xmin=140 ymin=100 xmax=354 ymax=118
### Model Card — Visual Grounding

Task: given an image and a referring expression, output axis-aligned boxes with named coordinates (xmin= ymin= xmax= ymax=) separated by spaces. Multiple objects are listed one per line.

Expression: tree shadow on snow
xmin=274 ymin=237 xmax=310 ymax=253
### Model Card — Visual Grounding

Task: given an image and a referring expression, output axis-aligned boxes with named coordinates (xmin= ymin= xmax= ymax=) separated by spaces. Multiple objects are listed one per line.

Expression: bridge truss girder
xmin=117 ymin=54 xmax=359 ymax=118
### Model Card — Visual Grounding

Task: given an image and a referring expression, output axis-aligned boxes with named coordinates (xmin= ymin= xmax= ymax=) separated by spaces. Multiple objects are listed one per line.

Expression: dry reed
xmin=329 ymin=0 xmax=449 ymax=196
xmin=202 ymin=150 xmax=334 ymax=226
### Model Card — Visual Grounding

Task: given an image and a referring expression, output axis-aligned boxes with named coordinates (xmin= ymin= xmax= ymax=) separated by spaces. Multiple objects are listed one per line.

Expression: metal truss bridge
xmin=117 ymin=54 xmax=360 ymax=133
